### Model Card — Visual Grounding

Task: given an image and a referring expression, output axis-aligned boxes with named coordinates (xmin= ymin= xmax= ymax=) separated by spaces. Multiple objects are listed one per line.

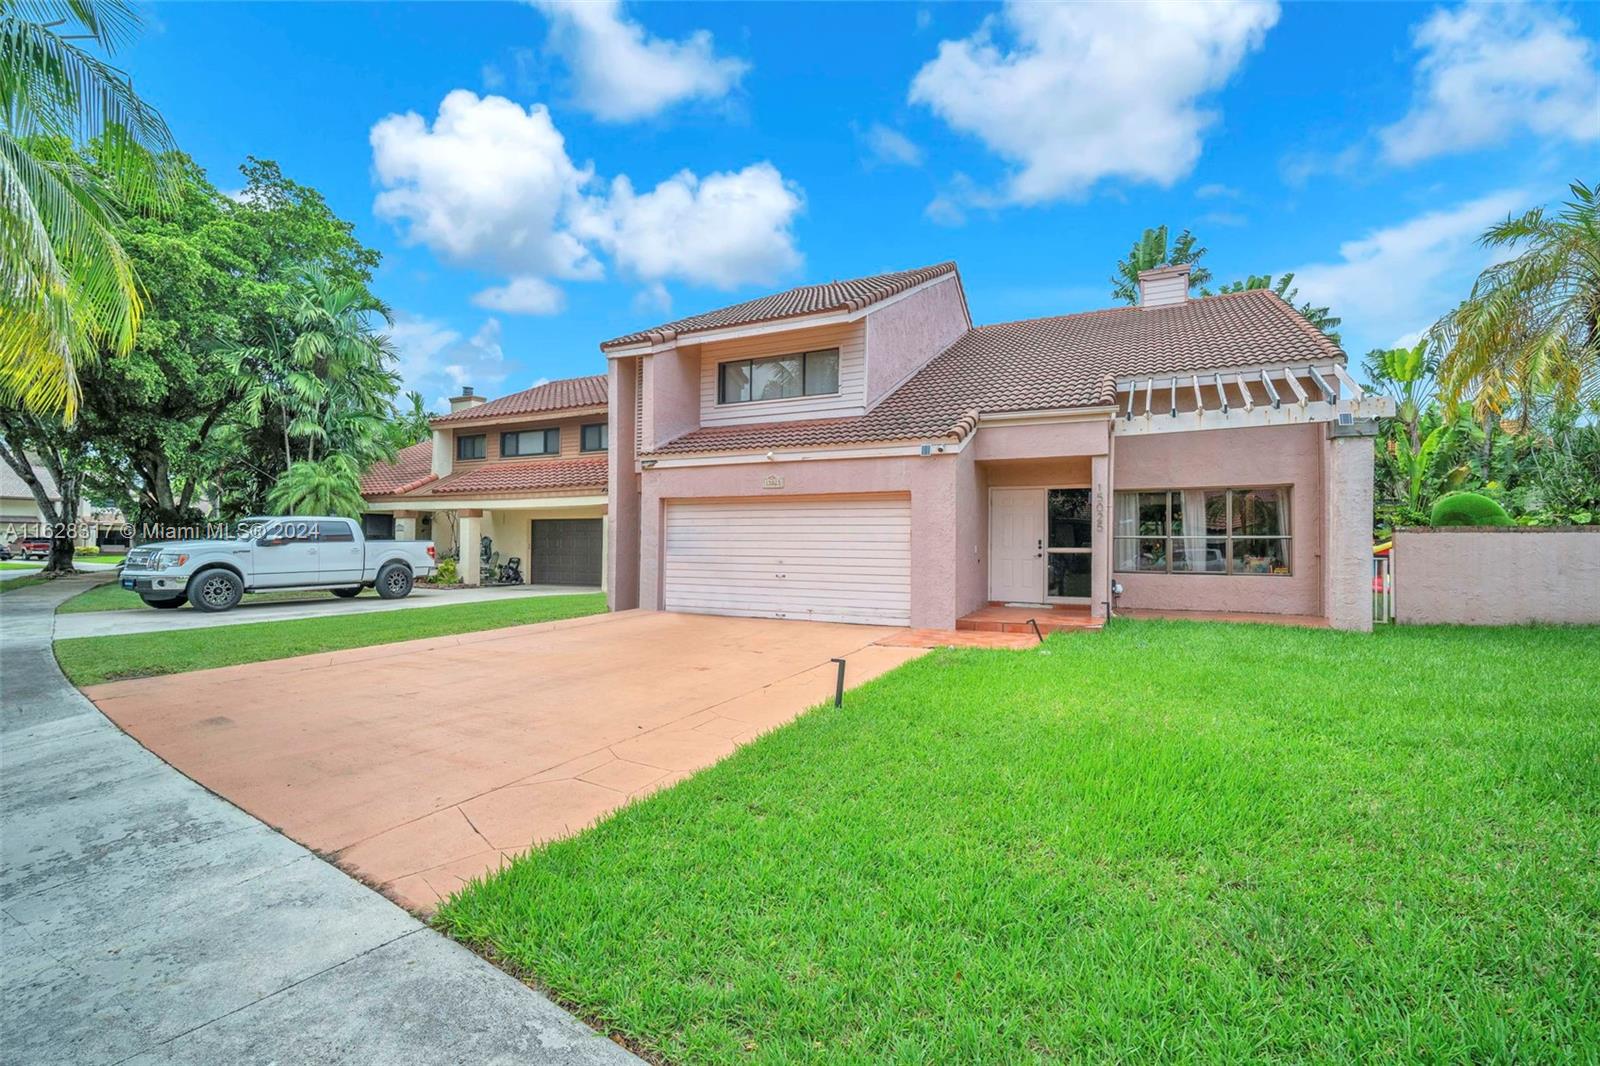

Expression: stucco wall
xmin=973 ymin=420 xmax=1109 ymax=462
xmin=643 ymin=349 xmax=701 ymax=451
xmin=864 ymin=275 xmax=970 ymax=408
xmin=1395 ymin=528 xmax=1600 ymax=625
xmin=607 ymin=358 xmax=641 ymax=610
xmin=637 ymin=450 xmax=974 ymax=628
xmin=1112 ymin=423 xmax=1325 ymax=616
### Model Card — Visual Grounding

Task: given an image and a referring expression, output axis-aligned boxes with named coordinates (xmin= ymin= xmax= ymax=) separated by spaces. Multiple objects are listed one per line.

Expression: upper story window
xmin=1113 ymin=487 xmax=1291 ymax=576
xmin=502 ymin=428 xmax=560 ymax=457
xmin=717 ymin=348 xmax=840 ymax=405
xmin=581 ymin=422 xmax=608 ymax=452
xmin=456 ymin=433 xmax=486 ymax=461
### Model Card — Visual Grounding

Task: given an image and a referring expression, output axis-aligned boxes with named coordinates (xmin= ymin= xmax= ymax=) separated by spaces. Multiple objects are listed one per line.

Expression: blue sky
xmin=127 ymin=1 xmax=1598 ymax=408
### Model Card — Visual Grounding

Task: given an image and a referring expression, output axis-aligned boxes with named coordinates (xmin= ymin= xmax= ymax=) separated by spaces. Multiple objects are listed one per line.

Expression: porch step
xmin=956 ymin=606 xmax=1104 ymax=635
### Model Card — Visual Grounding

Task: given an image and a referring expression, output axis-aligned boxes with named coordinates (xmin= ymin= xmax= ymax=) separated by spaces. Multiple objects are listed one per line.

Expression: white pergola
xmin=1113 ymin=362 xmax=1392 ymax=435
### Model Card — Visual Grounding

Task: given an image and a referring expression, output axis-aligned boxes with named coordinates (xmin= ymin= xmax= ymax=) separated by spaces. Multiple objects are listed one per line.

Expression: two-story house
xmin=360 ymin=376 xmax=609 ymax=587
xmin=602 ymin=261 xmax=1391 ymax=632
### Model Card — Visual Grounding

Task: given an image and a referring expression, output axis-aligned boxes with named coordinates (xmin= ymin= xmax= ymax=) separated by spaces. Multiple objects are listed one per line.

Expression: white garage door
xmin=663 ymin=495 xmax=911 ymax=626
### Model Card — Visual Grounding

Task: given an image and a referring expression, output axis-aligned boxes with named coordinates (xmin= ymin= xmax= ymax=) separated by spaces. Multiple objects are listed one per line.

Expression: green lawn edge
xmin=437 ymin=620 xmax=1600 ymax=1065
xmin=55 ymin=592 xmax=607 ymax=686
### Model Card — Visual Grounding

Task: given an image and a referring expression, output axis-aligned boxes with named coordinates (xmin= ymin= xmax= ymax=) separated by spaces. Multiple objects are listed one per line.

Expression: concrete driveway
xmin=87 ymin=611 xmax=925 ymax=911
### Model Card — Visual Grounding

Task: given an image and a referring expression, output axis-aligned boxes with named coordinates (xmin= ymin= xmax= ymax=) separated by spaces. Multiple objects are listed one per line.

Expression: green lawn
xmin=0 ymin=573 xmax=50 ymax=593
xmin=55 ymin=592 xmax=607 ymax=686
xmin=439 ymin=621 xmax=1600 ymax=1064
xmin=57 ymin=582 xmax=384 ymax=614
xmin=0 ymin=561 xmax=43 ymax=570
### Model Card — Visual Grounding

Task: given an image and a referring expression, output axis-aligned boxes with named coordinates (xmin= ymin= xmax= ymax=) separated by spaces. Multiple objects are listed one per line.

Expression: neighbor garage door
xmin=531 ymin=518 xmax=603 ymax=586
xmin=662 ymin=495 xmax=911 ymax=626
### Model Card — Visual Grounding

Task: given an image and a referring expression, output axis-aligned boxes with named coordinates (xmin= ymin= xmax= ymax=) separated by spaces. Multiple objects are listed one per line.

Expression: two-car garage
xmin=662 ymin=495 xmax=912 ymax=626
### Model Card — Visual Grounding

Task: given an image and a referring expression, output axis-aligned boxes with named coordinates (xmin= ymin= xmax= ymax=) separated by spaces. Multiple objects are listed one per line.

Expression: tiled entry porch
xmin=957 ymin=603 xmax=1105 ymax=636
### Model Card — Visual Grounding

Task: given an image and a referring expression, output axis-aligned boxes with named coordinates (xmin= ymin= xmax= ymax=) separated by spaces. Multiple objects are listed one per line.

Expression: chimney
xmin=448 ymin=386 xmax=486 ymax=414
xmin=1137 ymin=264 xmax=1191 ymax=309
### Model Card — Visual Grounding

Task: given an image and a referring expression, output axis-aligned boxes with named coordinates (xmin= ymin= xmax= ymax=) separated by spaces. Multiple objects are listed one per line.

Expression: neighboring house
xmin=0 ymin=456 xmax=115 ymax=549
xmin=359 ymin=376 xmax=610 ymax=587
xmin=602 ymin=261 xmax=1392 ymax=631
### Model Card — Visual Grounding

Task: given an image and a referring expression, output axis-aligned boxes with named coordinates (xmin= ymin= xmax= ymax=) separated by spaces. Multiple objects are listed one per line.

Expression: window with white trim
xmin=717 ymin=348 xmax=840 ymax=405
xmin=1113 ymin=488 xmax=1291 ymax=575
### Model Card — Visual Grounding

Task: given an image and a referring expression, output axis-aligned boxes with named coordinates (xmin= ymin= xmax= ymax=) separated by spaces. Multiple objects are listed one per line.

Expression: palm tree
xmin=285 ymin=271 xmax=398 ymax=464
xmin=0 ymin=0 xmax=178 ymax=418
xmin=1431 ymin=180 xmax=1600 ymax=427
xmin=1363 ymin=339 xmax=1437 ymax=452
xmin=1110 ymin=225 xmax=1213 ymax=305
xmin=267 ymin=454 xmax=366 ymax=517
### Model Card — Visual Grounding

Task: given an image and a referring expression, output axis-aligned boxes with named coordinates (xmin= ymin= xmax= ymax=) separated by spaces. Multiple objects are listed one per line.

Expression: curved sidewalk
xmin=0 ymin=575 xmax=639 ymax=1066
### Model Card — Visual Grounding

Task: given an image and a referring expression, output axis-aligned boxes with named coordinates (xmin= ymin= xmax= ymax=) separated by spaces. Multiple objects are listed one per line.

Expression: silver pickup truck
xmin=120 ymin=516 xmax=438 ymax=612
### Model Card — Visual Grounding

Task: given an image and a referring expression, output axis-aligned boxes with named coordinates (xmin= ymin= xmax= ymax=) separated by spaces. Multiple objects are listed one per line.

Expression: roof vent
xmin=448 ymin=386 xmax=486 ymax=413
xmin=1137 ymin=264 xmax=1191 ymax=309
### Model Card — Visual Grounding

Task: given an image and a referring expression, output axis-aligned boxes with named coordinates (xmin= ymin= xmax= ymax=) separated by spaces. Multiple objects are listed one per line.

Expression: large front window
xmin=1113 ymin=488 xmax=1290 ymax=575
xmin=502 ymin=428 xmax=560 ymax=457
xmin=718 ymin=349 xmax=840 ymax=405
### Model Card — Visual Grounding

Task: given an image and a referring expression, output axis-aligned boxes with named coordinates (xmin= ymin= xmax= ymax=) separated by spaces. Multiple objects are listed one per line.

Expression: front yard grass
xmin=55 ymin=592 xmax=607 ymax=686
xmin=439 ymin=620 xmax=1600 ymax=1064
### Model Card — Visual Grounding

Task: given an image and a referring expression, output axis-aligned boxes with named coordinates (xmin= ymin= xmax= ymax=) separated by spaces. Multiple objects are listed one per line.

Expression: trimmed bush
xmin=73 ymin=545 xmax=101 ymax=556
xmin=434 ymin=557 xmax=458 ymax=584
xmin=1430 ymin=491 xmax=1513 ymax=527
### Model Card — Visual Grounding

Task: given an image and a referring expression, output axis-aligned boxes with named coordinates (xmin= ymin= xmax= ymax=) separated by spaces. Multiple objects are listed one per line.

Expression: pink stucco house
xmin=602 ymin=261 xmax=1391 ymax=632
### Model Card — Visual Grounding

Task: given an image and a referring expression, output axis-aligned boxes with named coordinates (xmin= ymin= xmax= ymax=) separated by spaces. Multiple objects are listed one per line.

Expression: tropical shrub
xmin=1430 ymin=492 xmax=1513 ymax=527
xmin=73 ymin=545 xmax=101 ymax=556
xmin=434 ymin=557 xmax=458 ymax=584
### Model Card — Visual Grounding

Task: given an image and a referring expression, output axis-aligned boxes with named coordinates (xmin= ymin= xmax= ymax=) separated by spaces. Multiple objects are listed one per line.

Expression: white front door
xmin=989 ymin=488 xmax=1045 ymax=603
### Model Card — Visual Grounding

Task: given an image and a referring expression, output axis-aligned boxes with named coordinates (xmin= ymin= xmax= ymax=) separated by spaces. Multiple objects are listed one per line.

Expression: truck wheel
xmin=141 ymin=596 xmax=185 ymax=610
xmin=188 ymin=568 xmax=243 ymax=612
xmin=330 ymin=587 xmax=362 ymax=599
xmin=375 ymin=562 xmax=413 ymax=599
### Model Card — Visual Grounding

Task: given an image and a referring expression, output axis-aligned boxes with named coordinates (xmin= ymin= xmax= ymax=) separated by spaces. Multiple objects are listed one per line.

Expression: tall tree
xmin=1363 ymin=339 xmax=1436 ymax=452
xmin=0 ymin=0 xmax=178 ymax=418
xmin=1211 ymin=273 xmax=1342 ymax=345
xmin=0 ymin=405 xmax=89 ymax=573
xmin=1111 ymin=225 xmax=1212 ymax=304
xmin=1431 ymin=180 xmax=1600 ymax=427
xmin=385 ymin=391 xmax=434 ymax=450
xmin=267 ymin=454 xmax=366 ymax=517
xmin=63 ymin=153 xmax=386 ymax=527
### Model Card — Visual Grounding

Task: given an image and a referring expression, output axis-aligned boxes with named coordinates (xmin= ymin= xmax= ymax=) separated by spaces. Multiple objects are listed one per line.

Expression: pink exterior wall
xmin=606 ymin=358 xmax=641 ymax=610
xmin=974 ymin=420 xmax=1109 ymax=462
xmin=864 ymin=276 xmax=970 ymax=408
xmin=637 ymin=450 xmax=982 ymax=629
xmin=642 ymin=348 xmax=701 ymax=451
xmin=1112 ymin=424 xmax=1325 ymax=616
xmin=1395 ymin=528 xmax=1600 ymax=625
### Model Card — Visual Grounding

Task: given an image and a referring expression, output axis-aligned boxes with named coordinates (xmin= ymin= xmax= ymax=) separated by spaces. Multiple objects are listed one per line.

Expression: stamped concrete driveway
xmin=87 ymin=611 xmax=925 ymax=911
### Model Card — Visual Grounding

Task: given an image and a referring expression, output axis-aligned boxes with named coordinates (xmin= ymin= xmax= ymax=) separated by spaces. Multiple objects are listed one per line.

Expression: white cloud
xmin=909 ymin=0 xmax=1277 ymax=204
xmin=386 ymin=314 xmax=511 ymax=410
xmin=371 ymin=91 xmax=600 ymax=282
xmin=1196 ymin=182 xmax=1241 ymax=200
xmin=531 ymin=0 xmax=747 ymax=122
xmin=574 ymin=163 xmax=803 ymax=289
xmin=371 ymin=91 xmax=804 ymax=305
xmin=471 ymin=276 xmax=566 ymax=315
xmin=1289 ymin=188 xmax=1527 ymax=353
xmin=480 ymin=62 xmax=505 ymax=90
xmin=1379 ymin=3 xmax=1599 ymax=165
xmin=860 ymin=123 xmax=924 ymax=168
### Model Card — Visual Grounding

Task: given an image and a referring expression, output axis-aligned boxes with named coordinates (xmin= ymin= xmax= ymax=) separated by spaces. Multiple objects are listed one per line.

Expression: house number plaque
xmin=762 ymin=474 xmax=784 ymax=490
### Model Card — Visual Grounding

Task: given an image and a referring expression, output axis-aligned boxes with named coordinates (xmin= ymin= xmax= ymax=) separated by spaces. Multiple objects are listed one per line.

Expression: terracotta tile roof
xmin=421 ymin=456 xmax=608 ymax=497
xmin=360 ymin=441 xmax=435 ymax=496
xmin=601 ymin=262 xmax=958 ymax=350
xmin=432 ymin=374 xmax=608 ymax=425
xmin=645 ymin=289 xmax=1344 ymax=456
